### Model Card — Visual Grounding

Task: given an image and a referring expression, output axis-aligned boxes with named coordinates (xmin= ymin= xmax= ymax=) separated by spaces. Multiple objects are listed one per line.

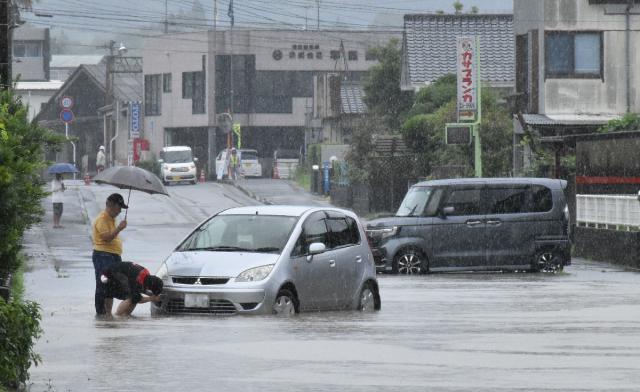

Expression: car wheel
xmin=191 ymin=180 xmax=197 ymax=185
xmin=534 ymin=250 xmax=564 ymax=273
xmin=273 ymin=289 xmax=298 ymax=316
xmin=393 ymin=247 xmax=426 ymax=275
xmin=358 ymin=282 xmax=376 ymax=312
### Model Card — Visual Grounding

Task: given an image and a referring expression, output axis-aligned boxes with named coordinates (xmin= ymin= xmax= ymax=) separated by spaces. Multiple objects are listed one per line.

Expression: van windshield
xmin=163 ymin=150 xmax=192 ymax=163
xmin=396 ymin=186 xmax=433 ymax=217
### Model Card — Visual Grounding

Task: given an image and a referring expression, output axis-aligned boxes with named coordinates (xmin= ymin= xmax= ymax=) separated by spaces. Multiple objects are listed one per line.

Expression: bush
xmin=0 ymin=298 xmax=43 ymax=388
xmin=135 ymin=158 xmax=160 ymax=177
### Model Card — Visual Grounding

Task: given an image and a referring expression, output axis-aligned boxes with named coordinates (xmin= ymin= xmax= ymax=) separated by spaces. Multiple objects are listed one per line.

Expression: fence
xmin=576 ymin=194 xmax=640 ymax=229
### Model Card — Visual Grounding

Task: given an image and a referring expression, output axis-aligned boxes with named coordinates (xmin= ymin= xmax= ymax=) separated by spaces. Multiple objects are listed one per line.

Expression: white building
xmin=142 ymin=29 xmax=399 ymax=175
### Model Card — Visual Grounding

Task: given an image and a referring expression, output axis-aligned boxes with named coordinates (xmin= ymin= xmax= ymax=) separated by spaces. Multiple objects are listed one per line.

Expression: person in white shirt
xmin=51 ymin=173 xmax=66 ymax=228
xmin=96 ymin=145 xmax=106 ymax=173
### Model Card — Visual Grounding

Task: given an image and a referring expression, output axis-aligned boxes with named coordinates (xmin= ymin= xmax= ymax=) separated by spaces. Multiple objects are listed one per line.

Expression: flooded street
xmin=21 ymin=182 xmax=640 ymax=391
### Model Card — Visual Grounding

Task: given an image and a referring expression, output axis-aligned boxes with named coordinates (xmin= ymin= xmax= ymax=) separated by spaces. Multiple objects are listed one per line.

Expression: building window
xmin=163 ymin=73 xmax=172 ymax=93
xmin=348 ymin=50 xmax=358 ymax=61
xmin=365 ymin=49 xmax=378 ymax=61
xmin=289 ymin=51 xmax=295 ymax=59
xmin=316 ymin=51 xmax=323 ymax=59
xmin=545 ymin=31 xmax=602 ymax=79
xmin=144 ymin=74 xmax=162 ymax=116
xmin=13 ymin=41 xmax=42 ymax=57
xmin=182 ymin=71 xmax=205 ymax=114
xmin=330 ymin=50 xmax=341 ymax=60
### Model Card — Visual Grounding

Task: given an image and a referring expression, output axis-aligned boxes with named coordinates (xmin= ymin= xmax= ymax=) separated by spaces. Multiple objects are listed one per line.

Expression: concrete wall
xmin=515 ymin=0 xmax=640 ymax=115
xmin=575 ymin=226 xmax=640 ymax=269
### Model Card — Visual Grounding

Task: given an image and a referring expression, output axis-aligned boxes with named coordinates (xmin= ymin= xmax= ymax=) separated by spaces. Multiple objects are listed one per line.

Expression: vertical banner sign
xmin=457 ymin=36 xmax=478 ymax=121
xmin=130 ymin=102 xmax=141 ymax=139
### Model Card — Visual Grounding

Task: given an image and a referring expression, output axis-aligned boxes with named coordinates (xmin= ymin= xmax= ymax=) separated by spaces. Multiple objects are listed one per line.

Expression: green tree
xmin=363 ymin=39 xmax=414 ymax=130
xmin=598 ymin=112 xmax=640 ymax=133
xmin=344 ymin=114 xmax=387 ymax=183
xmin=406 ymin=74 xmax=456 ymax=118
xmin=453 ymin=1 xmax=464 ymax=14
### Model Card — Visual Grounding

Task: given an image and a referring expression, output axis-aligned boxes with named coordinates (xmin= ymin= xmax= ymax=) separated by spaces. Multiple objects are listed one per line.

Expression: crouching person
xmin=100 ymin=261 xmax=163 ymax=317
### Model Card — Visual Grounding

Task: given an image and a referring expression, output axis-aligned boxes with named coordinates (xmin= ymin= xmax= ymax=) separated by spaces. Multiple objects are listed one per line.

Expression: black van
xmin=365 ymin=178 xmax=571 ymax=274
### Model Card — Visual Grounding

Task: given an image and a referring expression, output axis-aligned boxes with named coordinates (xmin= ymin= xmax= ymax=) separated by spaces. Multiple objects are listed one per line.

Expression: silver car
xmin=151 ymin=205 xmax=381 ymax=315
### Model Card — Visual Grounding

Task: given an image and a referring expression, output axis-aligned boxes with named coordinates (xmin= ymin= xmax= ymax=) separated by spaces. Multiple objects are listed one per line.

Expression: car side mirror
xmin=306 ymin=242 xmax=326 ymax=262
xmin=193 ymin=157 xmax=198 ymax=162
xmin=440 ymin=206 xmax=454 ymax=217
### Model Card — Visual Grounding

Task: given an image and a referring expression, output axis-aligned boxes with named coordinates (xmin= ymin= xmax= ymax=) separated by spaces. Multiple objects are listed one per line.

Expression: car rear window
xmin=241 ymin=151 xmax=258 ymax=160
xmin=276 ymin=150 xmax=299 ymax=159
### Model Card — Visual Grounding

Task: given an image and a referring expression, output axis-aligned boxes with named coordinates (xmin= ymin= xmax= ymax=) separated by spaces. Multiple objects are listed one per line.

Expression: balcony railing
xmin=576 ymin=194 xmax=640 ymax=230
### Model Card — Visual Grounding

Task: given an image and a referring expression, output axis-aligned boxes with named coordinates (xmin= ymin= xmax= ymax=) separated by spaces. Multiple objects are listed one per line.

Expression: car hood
xmin=164 ymin=251 xmax=280 ymax=277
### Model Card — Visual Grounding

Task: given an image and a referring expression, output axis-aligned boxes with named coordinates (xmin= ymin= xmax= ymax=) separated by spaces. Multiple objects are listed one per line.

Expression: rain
xmin=1 ymin=0 xmax=640 ymax=391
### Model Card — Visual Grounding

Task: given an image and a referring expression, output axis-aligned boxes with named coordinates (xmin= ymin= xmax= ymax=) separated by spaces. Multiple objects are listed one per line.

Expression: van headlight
xmin=236 ymin=264 xmax=274 ymax=282
xmin=156 ymin=263 xmax=169 ymax=283
xmin=366 ymin=226 xmax=399 ymax=240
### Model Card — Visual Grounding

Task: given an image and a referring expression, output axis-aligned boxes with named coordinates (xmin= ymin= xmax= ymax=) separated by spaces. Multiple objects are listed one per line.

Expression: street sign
xmin=217 ymin=113 xmax=232 ymax=134
xmin=60 ymin=96 xmax=74 ymax=109
xmin=445 ymin=124 xmax=472 ymax=145
xmin=60 ymin=108 xmax=74 ymax=124
xmin=456 ymin=36 xmax=478 ymax=121
xmin=130 ymin=102 xmax=141 ymax=138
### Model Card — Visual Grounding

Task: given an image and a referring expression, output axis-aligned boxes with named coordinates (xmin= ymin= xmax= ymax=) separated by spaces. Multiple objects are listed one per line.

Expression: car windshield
xmin=241 ymin=151 xmax=258 ymax=160
xmin=396 ymin=186 xmax=433 ymax=217
xmin=163 ymin=150 xmax=192 ymax=163
xmin=178 ymin=214 xmax=298 ymax=254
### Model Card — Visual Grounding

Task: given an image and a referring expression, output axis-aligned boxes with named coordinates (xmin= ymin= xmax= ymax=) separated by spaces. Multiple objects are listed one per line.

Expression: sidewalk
xmin=231 ymin=178 xmax=332 ymax=206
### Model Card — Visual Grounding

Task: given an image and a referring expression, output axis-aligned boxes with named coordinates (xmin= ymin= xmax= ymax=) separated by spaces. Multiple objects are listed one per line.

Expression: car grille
xmin=172 ymin=276 xmax=229 ymax=285
xmin=170 ymin=167 xmax=189 ymax=172
xmin=165 ymin=298 xmax=237 ymax=314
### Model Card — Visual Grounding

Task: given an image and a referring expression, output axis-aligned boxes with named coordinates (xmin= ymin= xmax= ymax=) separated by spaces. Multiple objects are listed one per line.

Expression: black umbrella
xmin=93 ymin=166 xmax=169 ymax=219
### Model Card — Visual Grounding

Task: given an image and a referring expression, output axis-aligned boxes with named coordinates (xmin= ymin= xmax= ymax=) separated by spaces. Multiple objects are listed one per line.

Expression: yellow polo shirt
xmin=92 ymin=211 xmax=122 ymax=255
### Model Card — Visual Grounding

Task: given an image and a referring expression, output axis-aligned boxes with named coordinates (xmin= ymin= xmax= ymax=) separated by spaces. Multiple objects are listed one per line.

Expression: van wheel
xmin=393 ymin=247 xmax=427 ymax=275
xmin=273 ymin=289 xmax=298 ymax=316
xmin=534 ymin=251 xmax=563 ymax=273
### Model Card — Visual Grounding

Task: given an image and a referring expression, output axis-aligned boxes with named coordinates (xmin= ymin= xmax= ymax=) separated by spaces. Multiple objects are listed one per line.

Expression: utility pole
xmin=316 ymin=0 xmax=320 ymax=30
xmin=206 ymin=0 xmax=218 ymax=179
xmin=164 ymin=0 xmax=168 ymax=34
xmin=0 ymin=0 xmax=11 ymax=89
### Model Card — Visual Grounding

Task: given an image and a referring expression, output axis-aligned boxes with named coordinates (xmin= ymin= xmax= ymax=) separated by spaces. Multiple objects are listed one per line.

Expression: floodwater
xmin=23 ymin=183 xmax=640 ymax=391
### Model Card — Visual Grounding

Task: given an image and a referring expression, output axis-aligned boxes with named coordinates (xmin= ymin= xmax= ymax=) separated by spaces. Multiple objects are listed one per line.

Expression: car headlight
xmin=190 ymin=164 xmax=196 ymax=169
xmin=366 ymin=226 xmax=399 ymax=240
xmin=156 ymin=263 xmax=169 ymax=283
xmin=236 ymin=264 xmax=274 ymax=282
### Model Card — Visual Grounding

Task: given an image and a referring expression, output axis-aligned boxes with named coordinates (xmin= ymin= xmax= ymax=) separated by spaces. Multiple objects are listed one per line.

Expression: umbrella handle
xmin=125 ymin=187 xmax=131 ymax=220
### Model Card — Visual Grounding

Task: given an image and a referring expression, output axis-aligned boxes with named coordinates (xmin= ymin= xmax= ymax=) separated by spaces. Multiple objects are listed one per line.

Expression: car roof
xmin=412 ymin=177 xmax=566 ymax=188
xmin=162 ymin=146 xmax=191 ymax=152
xmin=218 ymin=205 xmax=356 ymax=218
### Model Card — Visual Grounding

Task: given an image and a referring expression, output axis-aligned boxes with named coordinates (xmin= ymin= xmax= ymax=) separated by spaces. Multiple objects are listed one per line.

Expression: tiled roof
xmin=403 ymin=13 xmax=514 ymax=88
xmin=522 ymin=114 xmax=620 ymax=126
xmin=50 ymin=55 xmax=104 ymax=68
xmin=340 ymin=82 xmax=366 ymax=114
xmin=83 ymin=63 xmax=142 ymax=103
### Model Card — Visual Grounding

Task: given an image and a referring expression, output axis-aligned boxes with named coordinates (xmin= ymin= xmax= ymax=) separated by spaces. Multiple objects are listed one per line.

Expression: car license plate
xmin=172 ymin=176 xmax=182 ymax=180
xmin=184 ymin=293 xmax=209 ymax=308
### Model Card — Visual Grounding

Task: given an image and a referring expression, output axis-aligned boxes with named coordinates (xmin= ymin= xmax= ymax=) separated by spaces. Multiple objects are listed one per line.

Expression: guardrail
xmin=576 ymin=194 xmax=640 ymax=229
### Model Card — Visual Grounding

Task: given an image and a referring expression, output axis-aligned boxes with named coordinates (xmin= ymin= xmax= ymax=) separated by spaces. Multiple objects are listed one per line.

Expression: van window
xmin=531 ymin=185 xmax=553 ymax=212
xmin=397 ymin=186 xmax=432 ymax=217
xmin=326 ymin=215 xmax=360 ymax=248
xmin=441 ymin=187 xmax=482 ymax=216
xmin=241 ymin=151 xmax=258 ymax=160
xmin=485 ymin=185 xmax=553 ymax=214
xmin=163 ymin=150 xmax=193 ymax=163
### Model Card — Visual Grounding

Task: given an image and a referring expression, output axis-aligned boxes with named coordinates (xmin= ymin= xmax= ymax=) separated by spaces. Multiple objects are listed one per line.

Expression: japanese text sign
xmin=457 ymin=36 xmax=478 ymax=122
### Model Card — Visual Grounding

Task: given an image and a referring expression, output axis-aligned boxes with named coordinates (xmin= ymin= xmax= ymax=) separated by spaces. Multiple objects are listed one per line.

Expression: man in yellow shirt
xmin=92 ymin=193 xmax=128 ymax=316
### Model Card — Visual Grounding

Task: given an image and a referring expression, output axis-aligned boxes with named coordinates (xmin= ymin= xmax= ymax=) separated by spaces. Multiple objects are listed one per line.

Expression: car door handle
xmin=466 ymin=220 xmax=483 ymax=226
xmin=355 ymin=255 xmax=362 ymax=263
xmin=486 ymin=219 xmax=502 ymax=225
xmin=329 ymin=260 xmax=336 ymax=267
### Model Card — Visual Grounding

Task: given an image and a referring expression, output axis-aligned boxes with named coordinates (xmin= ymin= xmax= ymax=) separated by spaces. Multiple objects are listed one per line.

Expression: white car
xmin=159 ymin=146 xmax=198 ymax=185
xmin=151 ymin=205 xmax=381 ymax=315
xmin=215 ymin=149 xmax=262 ymax=179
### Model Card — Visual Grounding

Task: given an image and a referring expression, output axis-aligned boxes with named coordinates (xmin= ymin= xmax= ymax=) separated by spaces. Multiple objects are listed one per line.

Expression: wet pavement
xmin=21 ymin=179 xmax=640 ymax=391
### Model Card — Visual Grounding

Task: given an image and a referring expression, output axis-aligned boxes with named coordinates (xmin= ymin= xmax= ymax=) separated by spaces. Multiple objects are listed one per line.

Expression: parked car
xmin=365 ymin=178 xmax=571 ymax=274
xmin=151 ymin=205 xmax=381 ymax=315
xmin=215 ymin=148 xmax=262 ymax=179
xmin=273 ymin=149 xmax=300 ymax=179
xmin=158 ymin=146 xmax=198 ymax=185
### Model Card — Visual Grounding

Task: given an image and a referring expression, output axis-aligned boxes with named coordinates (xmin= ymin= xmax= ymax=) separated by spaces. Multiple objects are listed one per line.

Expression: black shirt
xmin=103 ymin=262 xmax=150 ymax=304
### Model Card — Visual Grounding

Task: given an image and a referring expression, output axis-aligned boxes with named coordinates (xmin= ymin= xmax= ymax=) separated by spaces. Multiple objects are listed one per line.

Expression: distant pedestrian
xmin=92 ymin=193 xmax=128 ymax=316
xmin=229 ymin=147 xmax=241 ymax=180
xmin=96 ymin=145 xmax=106 ymax=173
xmin=100 ymin=261 xmax=163 ymax=317
xmin=51 ymin=173 xmax=66 ymax=228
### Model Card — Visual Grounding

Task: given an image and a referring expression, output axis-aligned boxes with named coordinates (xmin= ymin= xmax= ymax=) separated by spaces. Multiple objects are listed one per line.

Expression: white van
xmin=158 ymin=146 xmax=198 ymax=185
xmin=215 ymin=148 xmax=262 ymax=179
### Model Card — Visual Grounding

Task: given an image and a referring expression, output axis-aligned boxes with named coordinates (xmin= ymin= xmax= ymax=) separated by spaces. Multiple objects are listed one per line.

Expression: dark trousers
xmin=92 ymin=250 xmax=122 ymax=315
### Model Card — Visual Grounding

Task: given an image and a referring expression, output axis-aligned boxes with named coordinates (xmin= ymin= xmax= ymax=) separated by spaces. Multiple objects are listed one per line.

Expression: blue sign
xmin=130 ymin=102 xmax=141 ymax=138
xmin=322 ymin=161 xmax=330 ymax=195
xmin=60 ymin=108 xmax=74 ymax=123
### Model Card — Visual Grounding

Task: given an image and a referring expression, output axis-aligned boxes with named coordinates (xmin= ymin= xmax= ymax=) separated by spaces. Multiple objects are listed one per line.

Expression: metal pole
xmin=0 ymin=0 xmax=11 ymax=90
xmin=473 ymin=36 xmax=482 ymax=178
xmin=164 ymin=0 xmax=168 ymax=34
xmin=65 ymin=122 xmax=77 ymax=180
xmin=317 ymin=0 xmax=320 ymax=30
